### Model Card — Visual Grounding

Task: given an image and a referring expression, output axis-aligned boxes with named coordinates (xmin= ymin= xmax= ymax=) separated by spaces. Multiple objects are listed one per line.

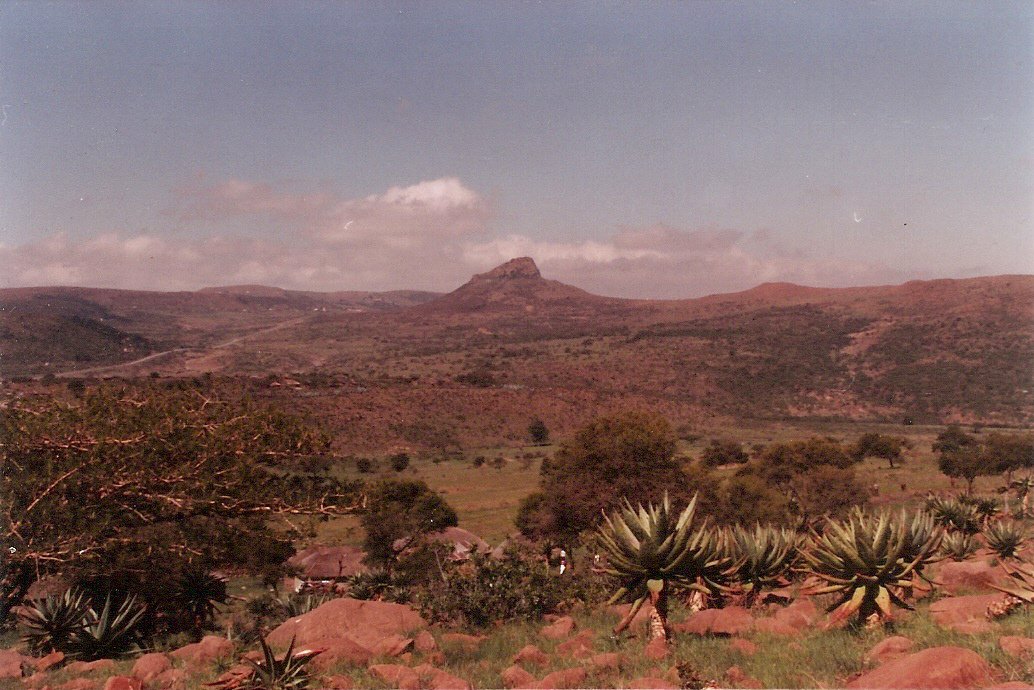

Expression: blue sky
xmin=1 ymin=2 xmax=1031 ymax=297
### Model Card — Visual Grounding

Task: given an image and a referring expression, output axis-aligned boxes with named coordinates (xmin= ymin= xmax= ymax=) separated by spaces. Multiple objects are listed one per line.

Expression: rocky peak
xmin=473 ymin=257 xmax=541 ymax=282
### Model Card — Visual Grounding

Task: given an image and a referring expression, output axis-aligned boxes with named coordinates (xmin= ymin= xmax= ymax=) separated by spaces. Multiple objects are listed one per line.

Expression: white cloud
xmin=1 ymin=177 xmax=904 ymax=297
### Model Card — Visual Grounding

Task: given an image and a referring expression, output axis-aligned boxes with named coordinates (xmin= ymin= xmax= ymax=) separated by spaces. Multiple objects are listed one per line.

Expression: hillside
xmin=3 ymin=259 xmax=1031 ymax=437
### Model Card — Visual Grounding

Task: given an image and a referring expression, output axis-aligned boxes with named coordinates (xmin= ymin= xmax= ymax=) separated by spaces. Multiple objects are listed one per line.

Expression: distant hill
xmin=2 ymin=259 xmax=1031 ymax=428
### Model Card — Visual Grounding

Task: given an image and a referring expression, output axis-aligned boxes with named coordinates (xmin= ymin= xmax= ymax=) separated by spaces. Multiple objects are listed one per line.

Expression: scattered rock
xmin=933 ymin=559 xmax=1008 ymax=595
xmin=982 ymin=683 xmax=1034 ymax=689
xmin=369 ymin=663 xmax=420 ymax=689
xmin=587 ymin=652 xmax=624 ymax=671
xmin=625 ymin=677 xmax=677 ymax=689
xmin=771 ymin=598 xmax=819 ymax=630
xmin=370 ymin=635 xmax=414 ymax=657
xmin=865 ymin=636 xmax=915 ymax=665
xmin=304 ymin=637 xmax=372 ymax=671
xmin=102 ymin=677 xmax=142 ymax=690
xmin=929 ymin=595 xmax=1000 ymax=634
xmin=730 ymin=638 xmax=758 ymax=656
xmin=22 ymin=672 xmax=50 ymax=688
xmin=999 ymin=636 xmax=1034 ymax=660
xmin=411 ymin=663 xmax=472 ymax=690
xmin=56 ymin=679 xmax=100 ymax=690
xmin=643 ymin=637 xmax=668 ymax=661
xmin=846 ymin=646 xmax=996 ymax=688
xmin=130 ymin=653 xmax=170 ymax=682
xmin=440 ymin=633 xmax=485 ymax=654
xmin=752 ymin=617 xmax=800 ymax=636
xmin=555 ymin=631 xmax=595 ymax=659
xmin=1 ymin=649 xmax=29 ymax=678
xmin=725 ymin=665 xmax=763 ymax=688
xmin=513 ymin=644 xmax=549 ymax=667
xmin=540 ymin=616 xmax=576 ymax=640
xmin=675 ymin=606 xmax=754 ymax=636
xmin=609 ymin=603 xmax=653 ymax=630
xmin=500 ymin=664 xmax=535 ymax=689
xmin=169 ymin=635 xmax=233 ymax=669
xmin=414 ymin=631 xmax=438 ymax=653
xmin=149 ymin=668 xmax=187 ymax=690
xmin=324 ymin=676 xmax=355 ymax=690
xmin=267 ymin=597 xmax=425 ymax=652
xmin=531 ymin=667 xmax=586 ymax=689
xmin=64 ymin=660 xmax=116 ymax=676
xmin=34 ymin=651 xmax=65 ymax=673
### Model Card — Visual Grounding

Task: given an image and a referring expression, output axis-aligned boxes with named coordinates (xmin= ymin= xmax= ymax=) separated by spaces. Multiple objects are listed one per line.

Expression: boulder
xmin=933 ymin=559 xmax=1008 ymax=595
xmin=982 ymin=684 xmax=1034 ymax=690
xmin=846 ymin=646 xmax=996 ymax=688
xmin=56 ymin=680 xmax=100 ymax=690
xmin=929 ymin=595 xmax=1000 ymax=634
xmin=101 ymin=678 xmax=142 ymax=690
xmin=608 ymin=603 xmax=652 ymax=630
xmin=540 ymin=616 xmax=576 ymax=640
xmin=324 ymin=676 xmax=355 ymax=690
xmin=730 ymin=639 xmax=758 ymax=656
xmin=34 ymin=651 xmax=65 ymax=673
xmin=864 ymin=636 xmax=914 ymax=665
xmin=369 ymin=664 xmax=420 ymax=690
xmin=130 ymin=653 xmax=170 ymax=682
xmin=149 ymin=668 xmax=187 ymax=690
xmin=0 ymin=649 xmax=28 ymax=678
xmin=500 ymin=664 xmax=536 ymax=689
xmin=22 ymin=672 xmax=50 ymax=688
xmin=643 ymin=637 xmax=668 ymax=661
xmin=440 ymin=633 xmax=485 ymax=653
xmin=64 ymin=660 xmax=116 ymax=676
xmin=513 ymin=644 xmax=549 ymax=667
xmin=999 ymin=636 xmax=1034 ymax=660
xmin=771 ymin=598 xmax=819 ymax=630
xmin=587 ymin=652 xmax=624 ymax=671
xmin=531 ymin=667 xmax=586 ymax=689
xmin=752 ymin=617 xmax=800 ymax=636
xmin=555 ymin=631 xmax=595 ymax=659
xmin=414 ymin=631 xmax=438 ymax=653
xmin=266 ymin=597 xmax=425 ymax=666
xmin=411 ymin=663 xmax=473 ymax=690
xmin=725 ymin=665 xmax=763 ymax=689
xmin=169 ymin=636 xmax=233 ymax=669
xmin=675 ymin=607 xmax=754 ymax=636
xmin=625 ymin=677 xmax=677 ymax=689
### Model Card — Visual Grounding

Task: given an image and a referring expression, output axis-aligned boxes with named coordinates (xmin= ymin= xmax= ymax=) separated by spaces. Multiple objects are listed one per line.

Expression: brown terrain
xmin=2 ymin=257 xmax=1032 ymax=451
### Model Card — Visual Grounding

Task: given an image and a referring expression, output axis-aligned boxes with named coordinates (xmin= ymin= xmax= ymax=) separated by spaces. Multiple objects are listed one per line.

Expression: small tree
xmin=360 ymin=480 xmax=458 ymax=571
xmin=700 ymin=439 xmax=749 ymax=467
xmin=389 ymin=453 xmax=410 ymax=472
xmin=528 ymin=418 xmax=550 ymax=446
xmin=938 ymin=447 xmax=986 ymax=494
xmin=851 ymin=433 xmax=906 ymax=468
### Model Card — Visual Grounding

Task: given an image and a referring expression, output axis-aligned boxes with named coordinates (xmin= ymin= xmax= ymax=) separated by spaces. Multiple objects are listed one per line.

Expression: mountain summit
xmin=471 ymin=256 xmax=542 ymax=282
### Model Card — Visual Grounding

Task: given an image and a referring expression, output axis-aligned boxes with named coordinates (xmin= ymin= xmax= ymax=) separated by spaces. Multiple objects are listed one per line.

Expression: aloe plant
xmin=242 ymin=635 xmax=323 ymax=690
xmin=801 ymin=508 xmax=943 ymax=626
xmin=985 ymin=520 xmax=1027 ymax=560
xmin=926 ymin=496 xmax=981 ymax=534
xmin=175 ymin=566 xmax=228 ymax=632
xmin=596 ymin=493 xmax=733 ymax=641
xmin=63 ymin=593 xmax=147 ymax=661
xmin=990 ymin=559 xmax=1034 ymax=605
xmin=18 ymin=589 xmax=91 ymax=655
xmin=941 ymin=532 xmax=979 ymax=561
xmin=728 ymin=525 xmax=800 ymax=606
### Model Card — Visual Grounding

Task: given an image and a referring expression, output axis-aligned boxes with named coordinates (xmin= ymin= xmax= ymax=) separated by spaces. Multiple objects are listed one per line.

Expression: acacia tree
xmin=0 ymin=380 xmax=360 ymax=624
xmin=851 ymin=433 xmax=906 ymax=469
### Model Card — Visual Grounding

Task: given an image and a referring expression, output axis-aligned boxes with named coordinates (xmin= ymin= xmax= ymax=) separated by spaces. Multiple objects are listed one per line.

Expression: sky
xmin=1 ymin=2 xmax=1031 ymax=298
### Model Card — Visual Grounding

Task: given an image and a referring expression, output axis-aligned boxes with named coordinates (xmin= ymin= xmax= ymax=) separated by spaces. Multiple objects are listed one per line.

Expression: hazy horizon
xmin=1 ymin=2 xmax=1032 ymax=299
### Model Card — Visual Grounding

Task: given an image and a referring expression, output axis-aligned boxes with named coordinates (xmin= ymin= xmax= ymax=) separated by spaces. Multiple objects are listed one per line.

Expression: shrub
xmin=389 ymin=453 xmax=410 ymax=472
xmin=528 ymin=418 xmax=550 ymax=445
xmin=355 ymin=458 xmax=375 ymax=473
xmin=700 ymin=439 xmax=749 ymax=467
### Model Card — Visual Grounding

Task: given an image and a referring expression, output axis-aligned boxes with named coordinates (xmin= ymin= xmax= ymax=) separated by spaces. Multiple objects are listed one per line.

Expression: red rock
xmin=726 ymin=665 xmax=763 ymax=688
xmin=846 ymin=646 xmax=996 ymax=688
xmin=34 ymin=652 xmax=64 ymax=673
xmin=983 ymin=683 xmax=1034 ymax=689
xmin=513 ymin=644 xmax=549 ymax=667
xmin=500 ymin=664 xmax=535 ymax=689
xmin=531 ymin=667 xmax=586 ymax=689
xmin=555 ymin=631 xmax=594 ymax=659
xmin=933 ymin=559 xmax=1008 ymax=595
xmin=411 ymin=663 xmax=472 ymax=690
xmin=414 ymin=631 xmax=438 ymax=653
xmin=266 ymin=597 xmax=426 ymax=655
xmin=324 ymin=676 xmax=355 ymax=690
xmin=625 ymin=677 xmax=677 ymax=689
xmin=999 ymin=636 xmax=1034 ymax=659
xmin=440 ymin=633 xmax=485 ymax=653
xmin=643 ymin=637 xmax=668 ymax=661
xmin=730 ymin=639 xmax=758 ymax=656
xmin=929 ymin=595 xmax=1000 ymax=634
xmin=371 ymin=635 xmax=414 ymax=657
xmin=168 ymin=635 xmax=233 ymax=668
xmin=772 ymin=598 xmax=819 ymax=630
xmin=101 ymin=678 xmax=141 ymax=690
xmin=369 ymin=664 xmax=419 ymax=689
xmin=752 ymin=617 xmax=800 ymax=636
xmin=130 ymin=653 xmax=170 ymax=682
xmin=305 ymin=637 xmax=372 ymax=671
xmin=149 ymin=668 xmax=186 ymax=690
xmin=588 ymin=652 xmax=624 ymax=671
xmin=64 ymin=660 xmax=116 ymax=676
xmin=609 ymin=603 xmax=652 ymax=630
xmin=865 ymin=636 xmax=915 ymax=665
xmin=1 ymin=649 xmax=28 ymax=678
xmin=540 ymin=616 xmax=576 ymax=640
xmin=675 ymin=607 xmax=754 ymax=636
xmin=21 ymin=672 xmax=50 ymax=688
xmin=56 ymin=680 xmax=99 ymax=690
